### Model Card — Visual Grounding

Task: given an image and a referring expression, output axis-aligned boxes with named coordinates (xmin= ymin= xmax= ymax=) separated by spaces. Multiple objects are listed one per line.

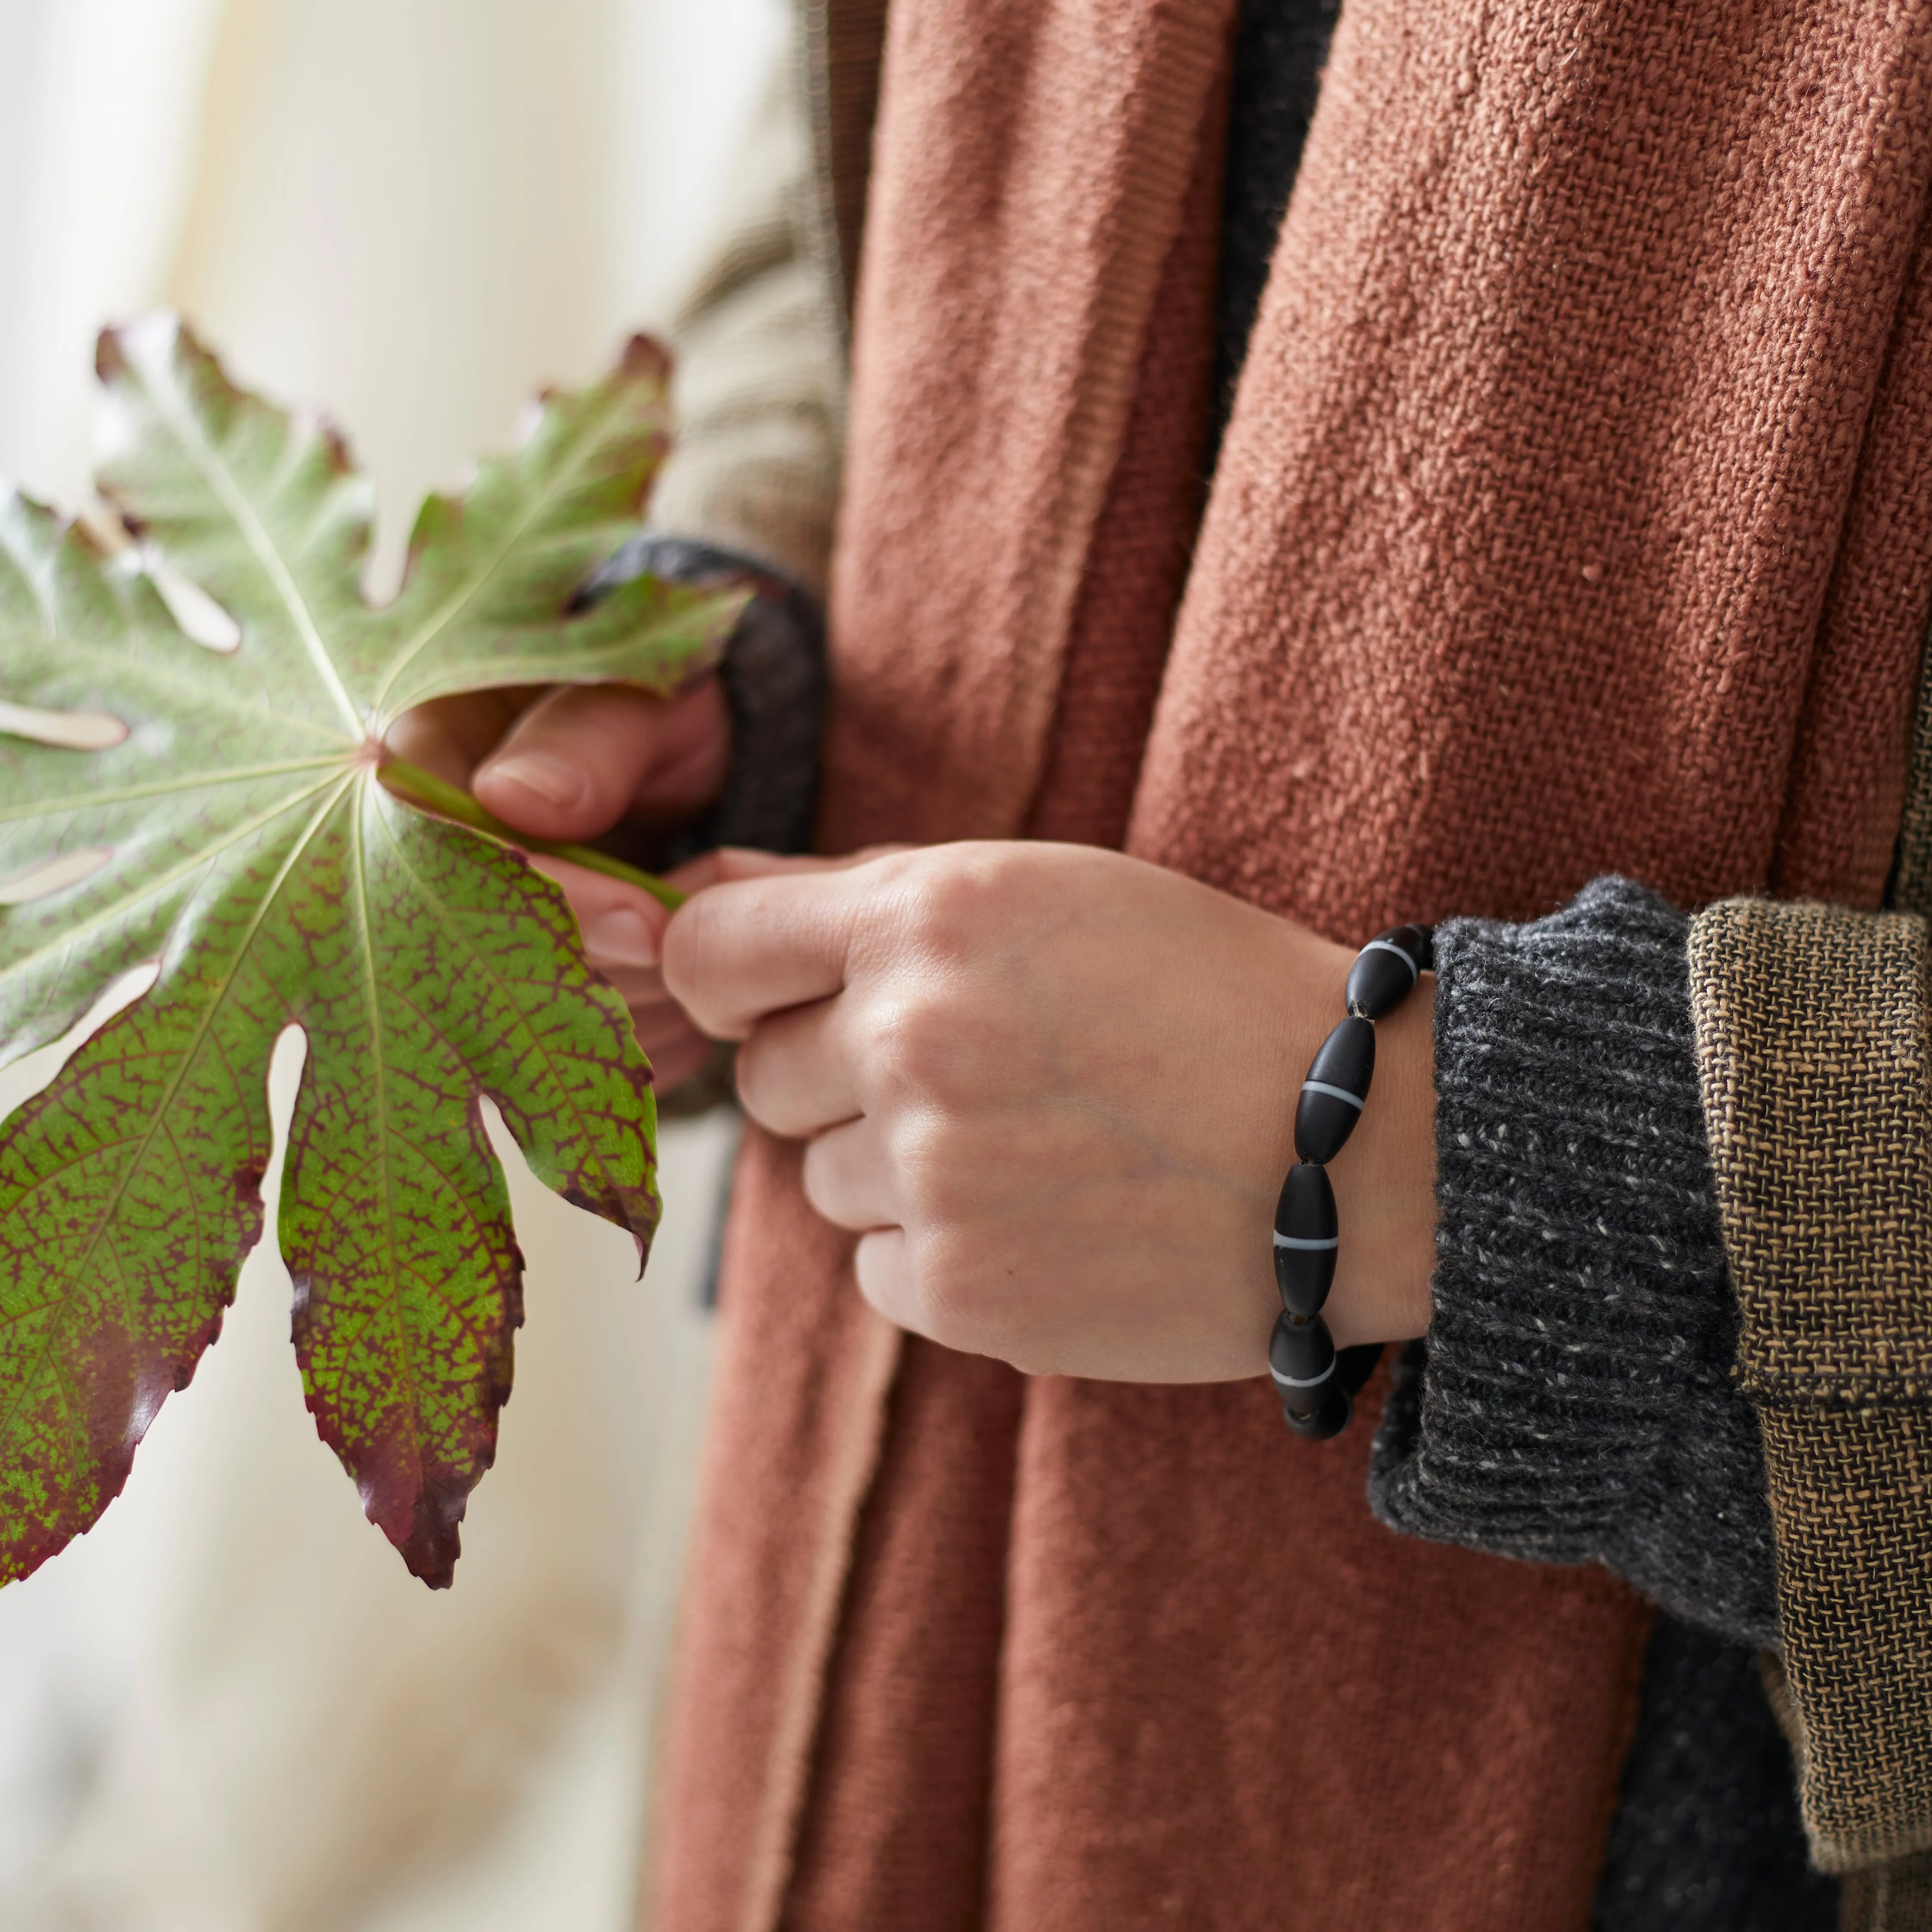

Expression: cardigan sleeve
xmin=643 ymin=19 xmax=847 ymax=603
xmin=596 ymin=17 xmax=843 ymax=864
xmin=1367 ymin=872 xmax=1932 ymax=1878
xmin=1367 ymin=878 xmax=1781 ymax=1649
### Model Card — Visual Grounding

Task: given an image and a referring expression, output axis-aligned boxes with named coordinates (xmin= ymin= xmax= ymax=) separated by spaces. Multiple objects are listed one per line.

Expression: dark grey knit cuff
xmin=586 ymin=532 xmax=825 ymax=857
xmin=1367 ymin=877 xmax=1780 ymax=1649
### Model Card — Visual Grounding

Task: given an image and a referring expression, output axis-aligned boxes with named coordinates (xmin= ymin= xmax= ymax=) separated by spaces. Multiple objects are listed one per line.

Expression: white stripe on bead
xmin=1359 ymin=936 xmax=1421 ymax=982
xmin=1270 ymin=1362 xmax=1335 ymax=1389
xmin=1300 ymin=1079 xmax=1365 ymax=1111
xmin=1273 ymin=1232 xmax=1339 ymax=1251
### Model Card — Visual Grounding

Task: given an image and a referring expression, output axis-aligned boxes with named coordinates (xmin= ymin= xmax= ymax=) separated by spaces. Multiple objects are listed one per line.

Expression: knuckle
xmin=659 ymin=895 xmax=724 ymax=1019
xmin=900 ymin=1232 xmax=1008 ymax=1359
xmin=864 ymin=994 xmax=956 ymax=1096
xmin=730 ymin=1025 xmax=787 ymax=1125
xmin=886 ymin=1110 xmax=967 ymax=1221
xmin=875 ymin=848 xmax=1007 ymax=958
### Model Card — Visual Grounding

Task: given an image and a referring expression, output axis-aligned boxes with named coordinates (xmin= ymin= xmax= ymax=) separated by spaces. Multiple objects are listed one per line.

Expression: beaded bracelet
xmin=1269 ymin=923 xmax=1434 ymax=1441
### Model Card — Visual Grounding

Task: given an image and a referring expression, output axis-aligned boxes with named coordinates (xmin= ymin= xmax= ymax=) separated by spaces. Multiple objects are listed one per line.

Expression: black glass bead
xmin=1282 ymin=1380 xmax=1352 ymax=1441
xmin=1294 ymin=1016 xmax=1375 ymax=1164
xmin=1336 ymin=1342 xmax=1385 ymax=1396
xmin=1272 ymin=1161 xmax=1337 ymax=1315
xmin=1268 ymin=1309 xmax=1335 ymax=1417
xmin=1346 ymin=924 xmax=1430 ymax=1019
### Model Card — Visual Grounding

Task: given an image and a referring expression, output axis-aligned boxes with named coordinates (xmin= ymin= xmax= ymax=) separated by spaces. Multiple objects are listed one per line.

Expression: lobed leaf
xmin=0 ymin=317 xmax=742 ymax=1586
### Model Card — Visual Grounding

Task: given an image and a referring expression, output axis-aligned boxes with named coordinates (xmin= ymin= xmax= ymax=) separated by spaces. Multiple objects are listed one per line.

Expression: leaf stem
xmin=376 ymin=755 xmax=687 ymax=910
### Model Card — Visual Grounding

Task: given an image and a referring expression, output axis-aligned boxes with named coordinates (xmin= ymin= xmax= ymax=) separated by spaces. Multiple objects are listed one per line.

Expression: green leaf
xmin=0 ymin=317 xmax=742 ymax=1587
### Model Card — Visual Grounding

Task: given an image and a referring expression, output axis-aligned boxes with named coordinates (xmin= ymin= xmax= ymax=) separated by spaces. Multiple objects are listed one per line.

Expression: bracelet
xmin=1269 ymin=923 xmax=1434 ymax=1440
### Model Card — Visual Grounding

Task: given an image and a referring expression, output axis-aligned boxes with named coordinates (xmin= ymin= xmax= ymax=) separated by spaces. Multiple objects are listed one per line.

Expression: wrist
xmin=1239 ymin=916 xmax=1438 ymax=1361
xmin=1320 ymin=972 xmax=1437 ymax=1347
xmin=589 ymin=531 xmax=825 ymax=860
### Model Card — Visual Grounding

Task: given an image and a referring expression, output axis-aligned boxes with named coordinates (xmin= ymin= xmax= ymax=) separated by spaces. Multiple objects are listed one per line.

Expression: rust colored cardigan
xmin=647 ymin=0 xmax=1932 ymax=1923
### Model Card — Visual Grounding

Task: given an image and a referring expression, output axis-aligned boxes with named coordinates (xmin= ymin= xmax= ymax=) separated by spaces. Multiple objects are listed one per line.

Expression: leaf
xmin=0 ymin=317 xmax=742 ymax=1587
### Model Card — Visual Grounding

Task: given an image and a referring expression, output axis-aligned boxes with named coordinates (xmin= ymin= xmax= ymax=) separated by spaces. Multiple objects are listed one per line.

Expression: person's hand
xmin=387 ymin=677 xmax=730 ymax=837
xmin=660 ymin=841 xmax=1437 ymax=1380
xmin=386 ymin=677 xmax=731 ymax=1087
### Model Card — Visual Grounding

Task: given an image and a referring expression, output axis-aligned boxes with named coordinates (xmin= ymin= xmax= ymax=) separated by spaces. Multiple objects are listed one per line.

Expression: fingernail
xmin=483 ymin=752 xmax=587 ymax=814
xmin=584 ymin=907 xmax=659 ymax=967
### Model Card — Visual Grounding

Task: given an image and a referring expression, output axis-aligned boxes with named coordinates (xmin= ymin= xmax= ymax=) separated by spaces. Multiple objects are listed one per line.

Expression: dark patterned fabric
xmin=1592 ymin=1616 xmax=1838 ymax=1932
xmin=1211 ymin=0 xmax=1339 ymax=441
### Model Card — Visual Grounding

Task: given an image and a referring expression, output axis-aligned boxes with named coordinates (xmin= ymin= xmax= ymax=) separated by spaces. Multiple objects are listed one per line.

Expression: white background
xmin=0 ymin=1 xmax=783 ymax=1923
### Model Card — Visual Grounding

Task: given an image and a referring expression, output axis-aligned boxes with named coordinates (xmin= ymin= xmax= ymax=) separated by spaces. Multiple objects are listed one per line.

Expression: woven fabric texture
xmin=1841 ymin=1847 xmax=1932 ymax=1932
xmin=1691 ymin=898 xmax=1932 ymax=1869
xmin=799 ymin=0 xmax=890 ymax=330
xmin=1692 ymin=902 xmax=1932 ymax=1404
xmin=1897 ymin=646 xmax=1932 ymax=920
xmin=655 ymin=0 xmax=1932 ymax=1923
xmin=1760 ymin=1403 xmax=1932 ymax=1874
xmin=644 ymin=29 xmax=846 ymax=601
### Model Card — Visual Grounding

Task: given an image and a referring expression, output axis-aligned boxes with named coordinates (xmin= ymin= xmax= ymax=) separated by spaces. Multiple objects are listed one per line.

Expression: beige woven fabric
xmin=1691 ymin=899 xmax=1932 ymax=1875
xmin=1842 ymin=1848 xmax=1932 ymax=1932
xmin=1759 ymin=1401 xmax=1932 ymax=1874
xmin=643 ymin=21 xmax=846 ymax=599
xmin=1693 ymin=903 xmax=1932 ymax=1405
xmin=798 ymin=0 xmax=889 ymax=331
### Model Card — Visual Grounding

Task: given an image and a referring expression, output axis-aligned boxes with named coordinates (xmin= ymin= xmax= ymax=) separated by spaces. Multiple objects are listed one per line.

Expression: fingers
xmin=539 ymin=845 xmax=903 ymax=1116
xmin=530 ymin=852 xmax=717 ymax=1090
xmin=852 ymin=1227 xmax=916 ymax=1328
xmin=385 ymin=688 xmax=539 ymax=787
xmin=529 ymin=855 xmax=672 ymax=975
xmin=662 ymin=863 xmax=872 ymax=1039
xmin=800 ymin=1116 xmax=899 ymax=1231
xmin=638 ymin=1021 xmax=714 ymax=1092
xmin=531 ymin=847 xmax=848 ymax=976
xmin=474 ymin=677 xmax=729 ymax=841
xmin=664 ymin=847 xmax=860 ymax=891
xmin=734 ymin=999 xmax=862 ymax=1138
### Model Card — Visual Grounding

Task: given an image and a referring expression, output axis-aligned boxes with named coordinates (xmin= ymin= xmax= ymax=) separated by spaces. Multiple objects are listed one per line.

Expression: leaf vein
xmin=0 ymin=778 xmax=351 ymax=1452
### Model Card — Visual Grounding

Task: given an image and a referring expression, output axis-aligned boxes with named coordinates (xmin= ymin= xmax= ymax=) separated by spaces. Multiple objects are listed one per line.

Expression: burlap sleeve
xmin=643 ymin=17 xmax=847 ymax=601
xmin=1689 ymin=897 xmax=1932 ymax=1873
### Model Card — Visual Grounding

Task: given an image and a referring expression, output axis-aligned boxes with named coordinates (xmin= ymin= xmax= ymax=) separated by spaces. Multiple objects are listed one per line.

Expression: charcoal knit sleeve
xmin=586 ymin=531 xmax=825 ymax=857
xmin=1366 ymin=877 xmax=1781 ymax=1650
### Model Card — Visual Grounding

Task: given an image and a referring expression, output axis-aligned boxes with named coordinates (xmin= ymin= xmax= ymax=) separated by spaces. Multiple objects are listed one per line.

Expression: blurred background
xmin=0 ymin=0 xmax=786 ymax=1923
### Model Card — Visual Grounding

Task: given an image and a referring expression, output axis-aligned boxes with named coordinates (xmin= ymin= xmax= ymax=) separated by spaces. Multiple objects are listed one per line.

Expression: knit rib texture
xmin=588 ymin=533 xmax=826 ymax=860
xmin=1369 ymin=876 xmax=1779 ymax=1648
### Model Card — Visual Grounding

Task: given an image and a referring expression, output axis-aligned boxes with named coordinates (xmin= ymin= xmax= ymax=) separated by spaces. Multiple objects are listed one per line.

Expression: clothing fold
xmin=654 ymin=1 xmax=1932 ymax=1923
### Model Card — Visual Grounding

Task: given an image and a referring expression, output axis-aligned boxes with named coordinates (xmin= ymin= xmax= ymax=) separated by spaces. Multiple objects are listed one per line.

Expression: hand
xmin=387 ymin=677 xmax=731 ymax=836
xmin=661 ymin=841 xmax=1437 ymax=1380
xmin=386 ymin=677 xmax=730 ymax=1087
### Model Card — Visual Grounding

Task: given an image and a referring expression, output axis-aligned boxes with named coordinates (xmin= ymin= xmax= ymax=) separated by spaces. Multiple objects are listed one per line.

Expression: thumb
xmin=474 ymin=677 xmax=729 ymax=841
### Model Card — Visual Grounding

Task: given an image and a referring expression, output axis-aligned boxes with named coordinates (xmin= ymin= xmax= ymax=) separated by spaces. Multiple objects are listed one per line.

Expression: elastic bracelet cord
xmin=1269 ymin=924 xmax=1434 ymax=1441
